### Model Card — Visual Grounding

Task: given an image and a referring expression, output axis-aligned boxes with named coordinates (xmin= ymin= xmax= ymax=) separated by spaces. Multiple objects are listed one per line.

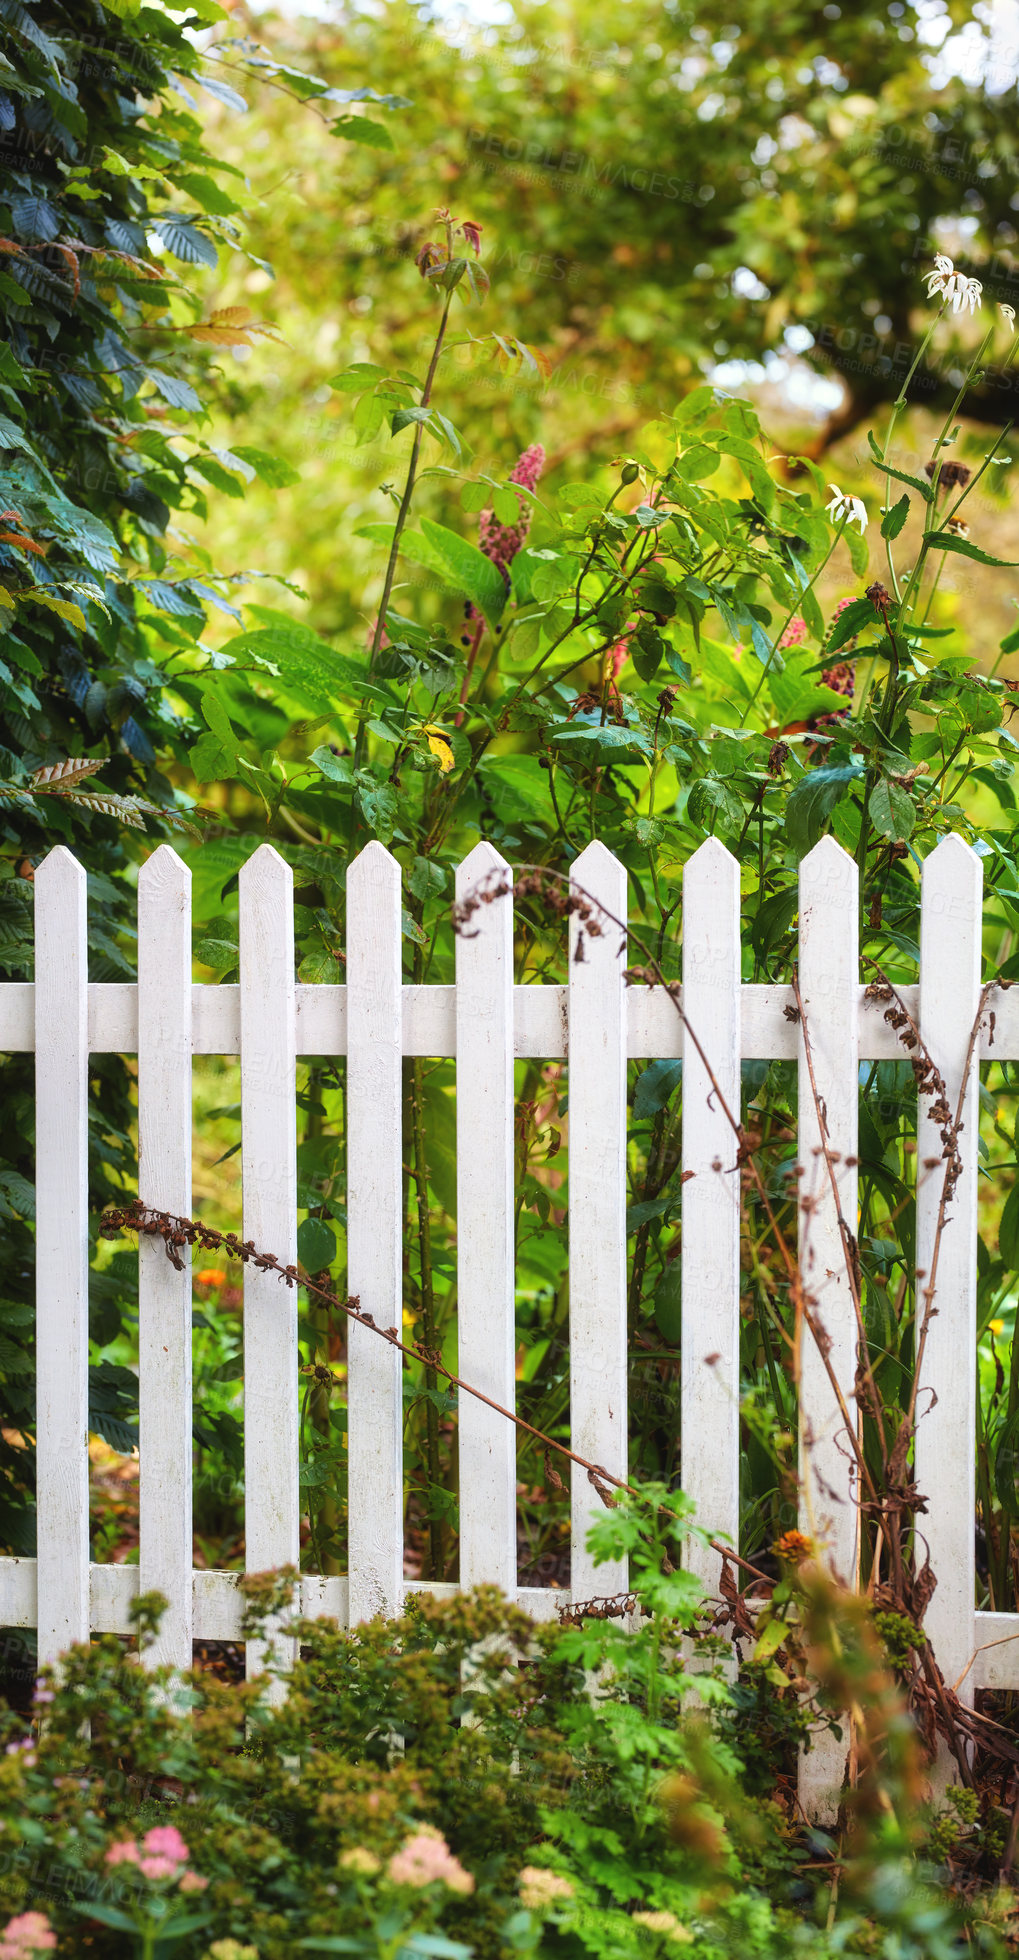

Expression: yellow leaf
xmin=24 ymin=591 xmax=87 ymax=631
xmin=424 ymin=726 xmax=454 ymax=774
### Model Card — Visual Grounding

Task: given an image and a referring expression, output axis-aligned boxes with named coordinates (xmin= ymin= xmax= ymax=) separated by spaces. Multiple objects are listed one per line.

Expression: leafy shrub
xmin=0 ymin=1498 xmax=1007 ymax=1959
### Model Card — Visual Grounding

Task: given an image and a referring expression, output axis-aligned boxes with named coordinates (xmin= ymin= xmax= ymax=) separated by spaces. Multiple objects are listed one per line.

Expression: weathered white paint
xmin=239 ymin=846 xmax=299 ymax=1682
xmin=138 ymin=847 xmax=194 ymax=1671
xmin=681 ymin=838 xmax=741 ymax=1588
xmin=797 ymin=837 xmax=860 ymax=1823
xmin=568 ymin=842 xmax=628 ymax=1601
xmin=34 ymin=848 xmax=90 ymax=1664
xmin=456 ymin=844 xmax=516 ymax=1591
xmin=346 ymin=842 xmax=404 ymax=1621
xmin=915 ymin=836 xmax=983 ymax=1708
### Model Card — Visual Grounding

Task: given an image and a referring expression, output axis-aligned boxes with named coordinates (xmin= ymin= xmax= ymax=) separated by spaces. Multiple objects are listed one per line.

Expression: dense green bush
xmin=0 ymin=1495 xmax=1004 ymax=1960
xmin=0 ymin=0 xmax=376 ymax=1552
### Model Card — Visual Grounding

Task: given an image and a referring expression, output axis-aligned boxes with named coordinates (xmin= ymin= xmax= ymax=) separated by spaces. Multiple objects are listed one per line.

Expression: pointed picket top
xmin=926 ymin=830 xmax=982 ymax=870
xmin=457 ymin=838 xmax=510 ymax=886
xmin=571 ymin=837 xmax=623 ymax=883
xmin=239 ymin=840 xmax=293 ymax=895
xmin=801 ymin=832 xmax=857 ymax=876
xmin=923 ymin=831 xmax=984 ymax=910
xmin=347 ymin=838 xmax=401 ymax=897
xmin=35 ymin=843 xmax=85 ymax=892
xmin=686 ymin=834 xmax=739 ymax=876
xmin=139 ymin=842 xmax=190 ymax=895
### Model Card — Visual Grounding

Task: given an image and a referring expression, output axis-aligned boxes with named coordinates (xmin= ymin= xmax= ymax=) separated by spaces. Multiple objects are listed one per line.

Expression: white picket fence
xmin=0 ymin=832 xmax=1016 ymax=1740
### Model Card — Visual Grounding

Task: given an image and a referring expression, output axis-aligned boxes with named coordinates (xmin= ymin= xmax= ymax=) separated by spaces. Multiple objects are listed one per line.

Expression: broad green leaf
xmin=331 ymin=115 xmax=395 ymax=149
xmin=297 ymin=1216 xmax=337 ymax=1269
xmin=869 ymin=777 xmax=914 ymax=842
xmin=687 ymin=776 xmax=742 ymax=834
xmin=785 ymin=764 xmax=862 ymax=858
xmin=633 ymin=1059 xmax=682 ymax=1120
xmin=229 ymin=445 xmax=301 ymax=488
xmin=190 ymin=731 xmax=237 ymax=782
xmin=419 ymin=518 xmax=508 ymax=624
xmin=309 ymin=745 xmax=353 ymax=785
xmin=193 ymin=937 xmax=239 ymax=970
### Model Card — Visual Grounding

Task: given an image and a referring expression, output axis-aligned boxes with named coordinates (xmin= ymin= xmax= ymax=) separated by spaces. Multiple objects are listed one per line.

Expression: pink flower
xmin=179 ymin=1871 xmax=209 ymax=1894
xmin=31 ymin=1681 xmax=53 ymax=1707
xmin=142 ymin=1826 xmax=189 ymax=1865
xmin=388 ymin=1827 xmax=474 ymax=1896
xmin=105 ymin=1840 xmax=140 ymax=1867
xmin=477 ymin=444 xmax=547 ymax=587
xmin=778 ymin=614 xmax=807 ymax=649
xmin=0 ymin=1911 xmax=57 ymax=1957
xmin=139 ymin=1856 xmax=180 ymax=1881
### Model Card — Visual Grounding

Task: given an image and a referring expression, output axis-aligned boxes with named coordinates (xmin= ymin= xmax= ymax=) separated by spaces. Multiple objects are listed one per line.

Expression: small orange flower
xmin=773 ymin=1529 xmax=811 ymax=1563
xmin=195 ymin=1268 xmax=227 ymax=1289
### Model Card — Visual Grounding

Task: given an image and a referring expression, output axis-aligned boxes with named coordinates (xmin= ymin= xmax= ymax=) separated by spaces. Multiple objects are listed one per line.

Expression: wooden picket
xmin=0 ymin=831 xmax=1009 ymax=1812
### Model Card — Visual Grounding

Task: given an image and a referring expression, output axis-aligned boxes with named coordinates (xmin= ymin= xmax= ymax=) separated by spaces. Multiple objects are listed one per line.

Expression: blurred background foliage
xmin=194 ymin=0 xmax=1019 ymax=657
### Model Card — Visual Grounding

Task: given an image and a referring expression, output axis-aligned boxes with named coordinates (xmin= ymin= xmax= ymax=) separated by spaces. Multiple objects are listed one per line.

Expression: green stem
xmin=741 ymin=523 xmax=847 ymax=726
xmin=353 ymin=289 xmax=455 ymax=771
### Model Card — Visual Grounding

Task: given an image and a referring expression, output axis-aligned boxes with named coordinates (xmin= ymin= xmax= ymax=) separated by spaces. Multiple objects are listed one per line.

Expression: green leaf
xmin=687 ymin=777 xmax=742 ymax=835
xmin=633 ymin=1059 xmax=682 ymax=1120
xmin=332 ymin=115 xmax=395 ymax=149
xmin=298 ymin=1216 xmax=337 ymax=1271
xmin=298 ymin=946 xmax=339 ymax=983
xmin=868 ymin=777 xmax=915 ymax=842
xmin=229 ymin=446 xmax=301 ymax=488
xmin=844 ymin=520 xmax=869 ymax=576
xmin=193 ymin=936 xmax=239 ymax=970
xmin=329 ymin=363 xmax=389 ymax=393
xmin=355 ymin=775 xmax=399 ymax=841
xmin=1000 ymin=1180 xmax=1019 ymax=1270
xmin=926 ymin=532 xmax=1019 ymax=568
xmin=826 ymin=596 xmax=877 ymax=653
xmin=190 ymin=731 xmax=237 ymax=783
xmin=631 ymin=620 xmax=664 ymax=682
xmin=866 ymin=431 xmax=933 ymax=502
xmin=785 ymin=764 xmax=862 ymax=858
xmin=419 ymin=519 xmax=508 ymax=624
xmin=994 ymin=1404 xmax=1019 ymax=1517
xmin=653 ymin=1265 xmax=682 ymax=1346
xmin=880 ymin=494 xmax=910 ymax=540
xmin=310 ymin=745 xmax=353 ymax=785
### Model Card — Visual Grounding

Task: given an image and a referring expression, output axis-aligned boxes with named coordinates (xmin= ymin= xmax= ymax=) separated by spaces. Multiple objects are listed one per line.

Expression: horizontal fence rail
xmin=0 ymin=832 xmax=1016 ymax=1785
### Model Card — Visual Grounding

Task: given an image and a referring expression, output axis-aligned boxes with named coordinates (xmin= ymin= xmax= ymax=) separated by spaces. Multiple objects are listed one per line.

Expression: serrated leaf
xmin=880 ymin=494 xmax=910 ymax=541
xmin=927 ymin=532 xmax=1019 ymax=568
xmin=826 ymin=597 xmax=877 ymax=653
xmin=31 ymin=758 xmax=104 ymax=792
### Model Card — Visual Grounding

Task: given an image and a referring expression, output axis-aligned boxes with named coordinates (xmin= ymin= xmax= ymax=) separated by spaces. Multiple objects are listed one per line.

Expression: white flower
xmin=825 ymin=484 xmax=868 ymax=533
xmin=924 ymin=254 xmax=982 ymax=314
xmin=1000 ymin=303 xmax=1016 ymax=335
